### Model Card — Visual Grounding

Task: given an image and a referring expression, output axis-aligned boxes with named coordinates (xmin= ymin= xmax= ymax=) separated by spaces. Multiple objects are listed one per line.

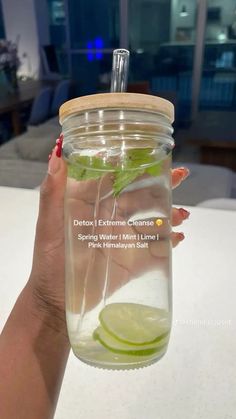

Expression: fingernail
xmin=48 ymin=146 xmax=61 ymax=175
xmin=179 ymin=208 xmax=190 ymax=219
xmin=177 ymin=167 xmax=190 ymax=180
xmin=56 ymin=135 xmax=63 ymax=158
xmin=173 ymin=168 xmax=190 ymax=190
xmin=177 ymin=232 xmax=185 ymax=241
xmin=56 ymin=137 xmax=62 ymax=146
xmin=48 ymin=154 xmax=52 ymax=161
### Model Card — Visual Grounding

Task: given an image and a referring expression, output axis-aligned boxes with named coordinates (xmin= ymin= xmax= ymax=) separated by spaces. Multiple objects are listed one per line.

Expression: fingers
xmin=68 ymin=173 xmax=114 ymax=204
xmin=126 ymin=207 xmax=189 ymax=238
xmin=172 ymin=167 xmax=190 ymax=189
xmin=172 ymin=207 xmax=190 ymax=226
xmin=116 ymin=167 xmax=190 ymax=217
xmin=171 ymin=232 xmax=185 ymax=247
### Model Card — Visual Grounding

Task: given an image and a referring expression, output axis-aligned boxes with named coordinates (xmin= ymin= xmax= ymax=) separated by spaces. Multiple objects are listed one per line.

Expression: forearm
xmin=0 ymin=281 xmax=70 ymax=419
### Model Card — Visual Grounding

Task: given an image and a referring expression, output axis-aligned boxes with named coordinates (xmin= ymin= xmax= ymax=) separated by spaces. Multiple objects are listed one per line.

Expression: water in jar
xmin=64 ymin=144 xmax=172 ymax=369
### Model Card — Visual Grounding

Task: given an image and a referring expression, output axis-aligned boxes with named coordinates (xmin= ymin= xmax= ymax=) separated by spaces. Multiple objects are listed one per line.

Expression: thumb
xmin=35 ymin=137 xmax=67 ymax=251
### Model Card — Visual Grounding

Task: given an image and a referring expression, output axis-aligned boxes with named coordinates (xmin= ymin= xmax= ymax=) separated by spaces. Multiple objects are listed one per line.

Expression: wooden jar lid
xmin=59 ymin=93 xmax=174 ymax=124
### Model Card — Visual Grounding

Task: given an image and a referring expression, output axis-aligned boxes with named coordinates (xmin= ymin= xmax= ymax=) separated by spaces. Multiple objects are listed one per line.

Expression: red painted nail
xmin=56 ymin=134 xmax=63 ymax=144
xmin=179 ymin=208 xmax=190 ymax=219
xmin=55 ymin=134 xmax=63 ymax=157
xmin=177 ymin=168 xmax=190 ymax=179
xmin=56 ymin=142 xmax=62 ymax=158
xmin=178 ymin=232 xmax=185 ymax=241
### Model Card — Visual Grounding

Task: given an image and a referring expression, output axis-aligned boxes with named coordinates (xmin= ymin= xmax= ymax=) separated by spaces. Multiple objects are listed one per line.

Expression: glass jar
xmin=60 ymin=93 xmax=175 ymax=370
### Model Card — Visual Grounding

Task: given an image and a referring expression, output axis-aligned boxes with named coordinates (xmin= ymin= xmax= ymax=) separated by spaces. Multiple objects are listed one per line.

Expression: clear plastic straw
xmin=110 ymin=49 xmax=130 ymax=92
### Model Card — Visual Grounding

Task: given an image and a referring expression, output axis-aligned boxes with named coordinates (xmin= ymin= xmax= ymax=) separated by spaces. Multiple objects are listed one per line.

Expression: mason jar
xmin=60 ymin=93 xmax=175 ymax=369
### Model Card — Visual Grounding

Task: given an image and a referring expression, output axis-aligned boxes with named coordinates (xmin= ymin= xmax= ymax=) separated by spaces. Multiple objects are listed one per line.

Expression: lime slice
xmin=99 ymin=303 xmax=170 ymax=345
xmin=94 ymin=325 xmax=169 ymax=355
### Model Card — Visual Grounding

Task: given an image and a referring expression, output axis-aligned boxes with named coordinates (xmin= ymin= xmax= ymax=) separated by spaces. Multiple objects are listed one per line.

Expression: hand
xmin=66 ymin=160 xmax=190 ymax=311
xmin=29 ymin=139 xmax=190 ymax=327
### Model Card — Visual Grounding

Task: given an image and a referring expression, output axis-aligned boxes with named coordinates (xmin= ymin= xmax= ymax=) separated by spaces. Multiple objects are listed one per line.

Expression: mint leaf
xmin=123 ymin=148 xmax=156 ymax=168
xmin=113 ymin=168 xmax=145 ymax=196
xmin=67 ymin=150 xmax=162 ymax=196
xmin=146 ymin=162 xmax=162 ymax=176
xmin=68 ymin=156 xmax=113 ymax=181
xmin=113 ymin=148 xmax=162 ymax=196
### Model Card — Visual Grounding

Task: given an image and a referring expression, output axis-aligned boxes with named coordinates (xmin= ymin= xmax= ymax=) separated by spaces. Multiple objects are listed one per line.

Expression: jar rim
xmin=59 ymin=93 xmax=175 ymax=125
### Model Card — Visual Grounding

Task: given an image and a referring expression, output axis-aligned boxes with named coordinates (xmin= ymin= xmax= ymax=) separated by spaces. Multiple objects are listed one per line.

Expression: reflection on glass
xmin=0 ymin=0 xmax=5 ymax=39
xmin=47 ymin=0 xmax=68 ymax=76
xmin=50 ymin=0 xmax=65 ymax=25
xmin=200 ymin=1 xmax=236 ymax=110
xmin=129 ymin=0 xmax=197 ymax=124
xmin=68 ymin=0 xmax=119 ymax=49
xmin=67 ymin=0 xmax=119 ymax=95
xmin=72 ymin=53 xmax=113 ymax=96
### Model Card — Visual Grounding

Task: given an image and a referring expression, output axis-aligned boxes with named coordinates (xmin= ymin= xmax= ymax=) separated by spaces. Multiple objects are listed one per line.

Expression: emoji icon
xmin=155 ymin=219 xmax=163 ymax=227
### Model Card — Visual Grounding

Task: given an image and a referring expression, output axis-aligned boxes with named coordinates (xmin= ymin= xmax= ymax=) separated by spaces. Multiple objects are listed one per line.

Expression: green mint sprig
xmin=68 ymin=149 xmax=162 ymax=196
xmin=68 ymin=156 xmax=113 ymax=181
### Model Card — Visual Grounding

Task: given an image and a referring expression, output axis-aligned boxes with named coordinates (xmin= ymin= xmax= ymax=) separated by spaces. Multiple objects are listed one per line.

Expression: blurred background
xmin=0 ymin=0 xmax=236 ymax=208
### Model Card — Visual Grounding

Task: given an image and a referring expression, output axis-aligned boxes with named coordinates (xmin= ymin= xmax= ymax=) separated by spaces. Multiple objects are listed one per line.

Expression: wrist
xmin=0 ymin=280 xmax=70 ymax=419
xmin=25 ymin=279 xmax=69 ymax=344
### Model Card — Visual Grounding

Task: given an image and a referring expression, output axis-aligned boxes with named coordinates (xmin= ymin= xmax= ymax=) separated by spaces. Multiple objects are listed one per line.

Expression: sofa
xmin=0 ymin=118 xmax=235 ymax=206
xmin=0 ymin=118 xmax=60 ymax=189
